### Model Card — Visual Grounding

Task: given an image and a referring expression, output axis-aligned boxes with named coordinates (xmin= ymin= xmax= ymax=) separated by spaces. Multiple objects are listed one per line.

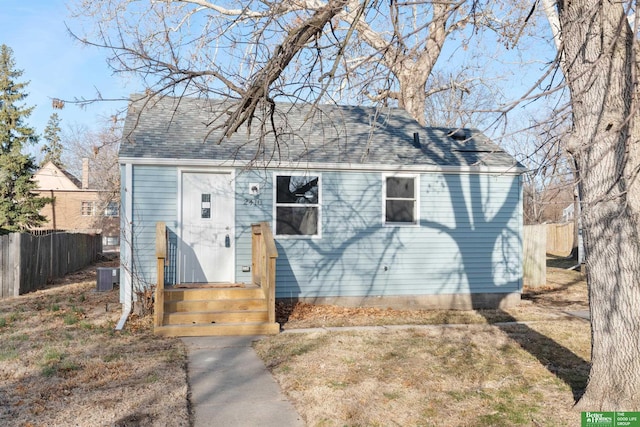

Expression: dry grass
xmin=257 ymin=264 xmax=591 ymax=426
xmin=0 ymin=261 xmax=189 ymax=427
xmin=0 ymin=255 xmax=590 ymax=427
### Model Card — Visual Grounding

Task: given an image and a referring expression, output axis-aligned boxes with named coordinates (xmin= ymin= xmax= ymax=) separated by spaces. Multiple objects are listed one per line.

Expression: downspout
xmin=116 ymin=162 xmax=134 ymax=330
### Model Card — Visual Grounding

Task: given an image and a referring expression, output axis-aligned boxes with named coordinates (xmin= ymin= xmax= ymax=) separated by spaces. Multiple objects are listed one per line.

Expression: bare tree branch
xmin=221 ymin=0 xmax=349 ymax=137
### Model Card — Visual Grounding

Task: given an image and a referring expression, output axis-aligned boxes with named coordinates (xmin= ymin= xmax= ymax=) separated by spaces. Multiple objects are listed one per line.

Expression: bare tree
xmin=62 ymin=122 xmax=121 ymax=234
xmin=69 ymin=0 xmax=529 ymax=128
xmin=511 ymin=111 xmax=576 ymax=225
xmin=63 ymin=123 xmax=120 ymax=193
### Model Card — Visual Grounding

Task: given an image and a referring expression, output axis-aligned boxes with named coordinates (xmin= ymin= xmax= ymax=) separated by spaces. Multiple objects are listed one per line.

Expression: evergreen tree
xmin=41 ymin=112 xmax=64 ymax=167
xmin=0 ymin=45 xmax=48 ymax=232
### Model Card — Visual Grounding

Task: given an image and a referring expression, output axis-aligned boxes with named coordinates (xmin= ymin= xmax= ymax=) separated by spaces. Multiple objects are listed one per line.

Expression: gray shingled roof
xmin=119 ymin=95 xmax=521 ymax=170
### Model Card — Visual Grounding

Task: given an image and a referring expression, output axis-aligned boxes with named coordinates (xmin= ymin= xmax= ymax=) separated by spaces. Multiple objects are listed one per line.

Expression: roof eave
xmin=118 ymin=156 xmax=526 ymax=175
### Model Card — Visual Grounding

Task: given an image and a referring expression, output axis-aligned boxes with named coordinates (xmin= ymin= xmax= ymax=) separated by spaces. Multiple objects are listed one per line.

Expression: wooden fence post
xmin=155 ymin=222 xmax=166 ymax=328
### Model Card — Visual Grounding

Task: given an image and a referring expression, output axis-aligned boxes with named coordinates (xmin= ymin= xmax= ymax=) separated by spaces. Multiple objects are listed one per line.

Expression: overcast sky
xmin=1 ymin=1 xmax=135 ymax=138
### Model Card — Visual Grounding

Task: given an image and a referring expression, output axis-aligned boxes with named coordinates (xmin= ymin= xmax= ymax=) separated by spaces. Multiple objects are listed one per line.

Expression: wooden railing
xmin=251 ymin=222 xmax=279 ymax=323
xmin=154 ymin=221 xmax=277 ymax=327
xmin=155 ymin=222 xmax=167 ymax=327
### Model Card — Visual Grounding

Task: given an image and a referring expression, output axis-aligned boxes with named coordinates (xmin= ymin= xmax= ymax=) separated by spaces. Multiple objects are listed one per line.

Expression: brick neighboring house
xmin=33 ymin=160 xmax=120 ymax=251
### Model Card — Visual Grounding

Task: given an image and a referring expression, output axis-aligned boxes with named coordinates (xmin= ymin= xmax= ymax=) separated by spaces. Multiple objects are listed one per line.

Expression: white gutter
xmin=116 ymin=163 xmax=134 ymax=331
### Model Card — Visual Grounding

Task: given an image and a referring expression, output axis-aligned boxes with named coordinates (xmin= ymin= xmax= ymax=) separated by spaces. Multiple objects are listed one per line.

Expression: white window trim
xmin=273 ymin=172 xmax=322 ymax=239
xmin=382 ymin=173 xmax=420 ymax=227
xmin=81 ymin=201 xmax=96 ymax=216
xmin=104 ymin=201 xmax=120 ymax=217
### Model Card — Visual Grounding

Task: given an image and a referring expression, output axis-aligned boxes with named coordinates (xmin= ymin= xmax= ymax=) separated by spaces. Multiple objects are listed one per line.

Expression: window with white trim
xmin=275 ymin=175 xmax=320 ymax=237
xmin=104 ymin=201 xmax=120 ymax=217
xmin=81 ymin=201 xmax=95 ymax=216
xmin=384 ymin=175 xmax=418 ymax=225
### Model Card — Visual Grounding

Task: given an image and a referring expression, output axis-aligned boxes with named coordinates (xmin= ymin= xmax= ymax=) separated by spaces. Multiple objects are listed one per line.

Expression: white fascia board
xmin=118 ymin=156 xmax=525 ymax=175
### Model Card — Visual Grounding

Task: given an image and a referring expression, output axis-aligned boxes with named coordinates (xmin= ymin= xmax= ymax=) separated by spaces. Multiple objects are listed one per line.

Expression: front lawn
xmin=256 ymin=266 xmax=590 ymax=426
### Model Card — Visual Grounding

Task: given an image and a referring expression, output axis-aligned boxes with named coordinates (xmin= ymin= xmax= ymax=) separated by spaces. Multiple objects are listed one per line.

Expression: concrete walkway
xmin=181 ymin=336 xmax=305 ymax=427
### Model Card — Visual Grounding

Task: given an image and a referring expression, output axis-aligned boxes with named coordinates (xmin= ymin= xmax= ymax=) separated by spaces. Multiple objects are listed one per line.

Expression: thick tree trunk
xmin=397 ymin=69 xmax=428 ymax=126
xmin=557 ymin=0 xmax=640 ymax=410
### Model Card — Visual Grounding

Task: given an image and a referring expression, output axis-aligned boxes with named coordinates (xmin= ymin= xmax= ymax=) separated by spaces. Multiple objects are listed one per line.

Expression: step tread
xmin=154 ymin=322 xmax=280 ymax=337
xmin=163 ymin=310 xmax=269 ymax=317
xmin=163 ymin=310 xmax=270 ymax=325
xmin=165 ymin=299 xmax=268 ymax=312
xmin=164 ymin=291 xmax=266 ymax=302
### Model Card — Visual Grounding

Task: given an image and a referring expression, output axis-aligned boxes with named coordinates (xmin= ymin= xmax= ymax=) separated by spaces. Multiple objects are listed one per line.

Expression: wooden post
xmin=260 ymin=222 xmax=278 ymax=324
xmin=251 ymin=222 xmax=278 ymax=325
xmin=155 ymin=222 xmax=167 ymax=328
xmin=266 ymin=255 xmax=276 ymax=323
xmin=251 ymin=223 xmax=261 ymax=286
xmin=13 ymin=233 xmax=21 ymax=297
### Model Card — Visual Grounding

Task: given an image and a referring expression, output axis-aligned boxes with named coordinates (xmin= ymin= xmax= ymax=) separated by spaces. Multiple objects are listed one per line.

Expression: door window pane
xmin=201 ymin=194 xmax=211 ymax=219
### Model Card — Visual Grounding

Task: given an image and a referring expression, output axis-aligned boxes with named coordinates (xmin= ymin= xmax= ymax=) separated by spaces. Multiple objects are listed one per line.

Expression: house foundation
xmin=280 ymin=292 xmax=521 ymax=311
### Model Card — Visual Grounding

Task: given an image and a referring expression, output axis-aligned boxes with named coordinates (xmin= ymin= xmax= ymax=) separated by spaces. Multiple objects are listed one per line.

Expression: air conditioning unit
xmin=97 ymin=267 xmax=120 ymax=292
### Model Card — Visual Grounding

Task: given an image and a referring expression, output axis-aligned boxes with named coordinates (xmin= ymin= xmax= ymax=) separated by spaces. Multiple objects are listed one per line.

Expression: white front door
xmin=180 ymin=172 xmax=234 ymax=283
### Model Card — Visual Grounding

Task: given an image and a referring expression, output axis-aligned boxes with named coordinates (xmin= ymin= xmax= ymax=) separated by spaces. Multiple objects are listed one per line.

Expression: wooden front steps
xmin=154 ymin=286 xmax=280 ymax=337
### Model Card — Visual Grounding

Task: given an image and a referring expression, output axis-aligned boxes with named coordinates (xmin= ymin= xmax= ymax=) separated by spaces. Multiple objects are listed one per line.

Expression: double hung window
xmin=275 ymin=175 xmax=320 ymax=237
xmin=81 ymin=201 xmax=95 ymax=216
xmin=384 ymin=175 xmax=418 ymax=225
xmin=104 ymin=201 xmax=120 ymax=217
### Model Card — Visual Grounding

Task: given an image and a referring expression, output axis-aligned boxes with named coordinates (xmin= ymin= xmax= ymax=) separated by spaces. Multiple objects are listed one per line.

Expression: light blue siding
xmin=126 ymin=164 xmax=522 ymax=299
xmin=234 ymin=169 xmax=274 ymax=284
xmin=267 ymin=171 xmax=522 ymax=299
xmin=130 ymin=166 xmax=178 ymax=291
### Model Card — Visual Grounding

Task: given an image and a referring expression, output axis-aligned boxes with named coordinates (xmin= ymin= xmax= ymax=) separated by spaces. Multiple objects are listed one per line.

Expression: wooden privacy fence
xmin=0 ymin=232 xmax=102 ymax=298
xmin=523 ymin=224 xmax=547 ymax=287
xmin=546 ymin=222 xmax=574 ymax=256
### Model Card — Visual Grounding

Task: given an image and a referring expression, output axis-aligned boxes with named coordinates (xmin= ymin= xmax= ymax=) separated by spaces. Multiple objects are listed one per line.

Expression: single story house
xmin=118 ymin=95 xmax=524 ymax=335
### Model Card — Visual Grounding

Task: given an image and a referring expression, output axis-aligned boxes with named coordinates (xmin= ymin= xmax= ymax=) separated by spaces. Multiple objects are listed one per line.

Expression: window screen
xmin=385 ymin=176 xmax=417 ymax=224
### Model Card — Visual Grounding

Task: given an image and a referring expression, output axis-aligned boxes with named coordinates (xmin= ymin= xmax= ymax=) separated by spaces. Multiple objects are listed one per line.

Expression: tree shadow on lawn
xmin=480 ymin=303 xmax=590 ymax=402
xmin=275 ymin=300 xmax=590 ymax=402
